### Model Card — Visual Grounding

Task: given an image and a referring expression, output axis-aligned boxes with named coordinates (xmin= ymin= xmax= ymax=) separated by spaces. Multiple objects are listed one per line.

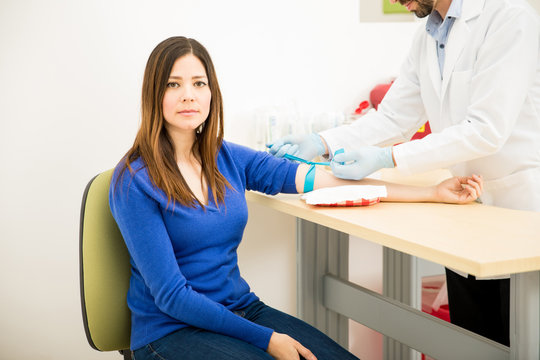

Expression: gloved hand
xmin=267 ymin=133 xmax=327 ymax=161
xmin=330 ymin=146 xmax=395 ymax=180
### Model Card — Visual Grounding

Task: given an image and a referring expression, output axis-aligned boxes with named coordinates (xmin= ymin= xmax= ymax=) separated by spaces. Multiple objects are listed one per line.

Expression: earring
xmin=196 ymin=122 xmax=205 ymax=134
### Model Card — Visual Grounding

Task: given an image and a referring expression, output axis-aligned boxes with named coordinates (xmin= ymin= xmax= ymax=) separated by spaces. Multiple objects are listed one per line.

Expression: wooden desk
xmin=246 ymin=170 xmax=540 ymax=360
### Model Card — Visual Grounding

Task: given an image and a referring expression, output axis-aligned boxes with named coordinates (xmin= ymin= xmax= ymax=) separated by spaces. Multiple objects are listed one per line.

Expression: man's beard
xmin=413 ymin=0 xmax=434 ymax=18
xmin=399 ymin=0 xmax=434 ymax=18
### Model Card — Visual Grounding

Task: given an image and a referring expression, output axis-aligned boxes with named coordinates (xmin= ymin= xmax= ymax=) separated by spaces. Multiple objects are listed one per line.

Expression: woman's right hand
xmin=267 ymin=332 xmax=317 ymax=360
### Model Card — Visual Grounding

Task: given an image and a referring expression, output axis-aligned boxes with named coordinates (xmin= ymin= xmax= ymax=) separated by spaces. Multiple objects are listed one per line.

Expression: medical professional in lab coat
xmin=269 ymin=0 xmax=540 ymax=346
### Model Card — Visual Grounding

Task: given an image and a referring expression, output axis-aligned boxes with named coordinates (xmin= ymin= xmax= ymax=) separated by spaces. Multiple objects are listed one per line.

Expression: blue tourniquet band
xmin=333 ymin=148 xmax=345 ymax=159
xmin=303 ymin=164 xmax=316 ymax=192
xmin=282 ymin=154 xmax=331 ymax=193
xmin=283 ymin=154 xmax=330 ymax=166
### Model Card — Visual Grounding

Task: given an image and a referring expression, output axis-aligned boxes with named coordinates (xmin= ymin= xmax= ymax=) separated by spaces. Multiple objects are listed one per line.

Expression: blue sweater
xmin=109 ymin=141 xmax=299 ymax=351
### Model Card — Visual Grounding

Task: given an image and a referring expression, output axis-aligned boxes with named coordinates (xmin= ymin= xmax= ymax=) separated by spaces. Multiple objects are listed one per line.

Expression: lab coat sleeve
xmin=394 ymin=7 xmax=539 ymax=174
xmin=320 ymin=26 xmax=429 ymax=154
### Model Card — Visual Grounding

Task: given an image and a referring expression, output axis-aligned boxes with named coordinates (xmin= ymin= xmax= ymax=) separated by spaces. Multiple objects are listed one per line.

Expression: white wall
xmin=531 ymin=0 xmax=540 ymax=13
xmin=0 ymin=1 xmax=417 ymax=358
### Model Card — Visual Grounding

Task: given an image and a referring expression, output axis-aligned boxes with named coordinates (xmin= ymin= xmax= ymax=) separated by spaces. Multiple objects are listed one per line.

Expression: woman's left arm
xmin=296 ymin=164 xmax=483 ymax=204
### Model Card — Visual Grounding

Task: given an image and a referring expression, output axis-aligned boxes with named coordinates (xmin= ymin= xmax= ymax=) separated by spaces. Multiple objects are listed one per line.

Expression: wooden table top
xmin=246 ymin=169 xmax=540 ymax=277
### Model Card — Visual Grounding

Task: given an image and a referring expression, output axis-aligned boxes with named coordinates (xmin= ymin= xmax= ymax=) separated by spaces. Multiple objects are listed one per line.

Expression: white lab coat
xmin=321 ymin=0 xmax=540 ymax=212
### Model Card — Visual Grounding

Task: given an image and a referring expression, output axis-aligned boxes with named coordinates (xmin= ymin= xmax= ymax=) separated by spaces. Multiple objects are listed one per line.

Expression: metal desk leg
xmin=383 ymin=248 xmax=413 ymax=360
xmin=510 ymin=271 xmax=540 ymax=359
xmin=296 ymin=218 xmax=349 ymax=348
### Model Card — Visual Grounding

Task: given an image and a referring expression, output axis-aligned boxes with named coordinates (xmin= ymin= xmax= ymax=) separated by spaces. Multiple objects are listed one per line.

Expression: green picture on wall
xmin=383 ymin=1 xmax=409 ymax=14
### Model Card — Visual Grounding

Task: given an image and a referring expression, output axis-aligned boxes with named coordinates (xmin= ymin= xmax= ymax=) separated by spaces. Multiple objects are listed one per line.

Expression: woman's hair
xmin=118 ymin=36 xmax=231 ymax=208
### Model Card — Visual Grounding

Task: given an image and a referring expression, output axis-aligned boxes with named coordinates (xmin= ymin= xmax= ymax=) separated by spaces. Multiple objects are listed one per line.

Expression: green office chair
xmin=79 ymin=169 xmax=131 ymax=359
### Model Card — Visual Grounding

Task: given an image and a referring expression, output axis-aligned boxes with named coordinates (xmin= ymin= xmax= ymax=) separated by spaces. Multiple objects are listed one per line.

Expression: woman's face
xmin=162 ymin=54 xmax=211 ymax=136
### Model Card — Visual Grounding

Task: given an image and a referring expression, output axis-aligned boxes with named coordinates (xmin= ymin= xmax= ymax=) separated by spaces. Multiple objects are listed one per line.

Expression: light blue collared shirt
xmin=425 ymin=0 xmax=463 ymax=77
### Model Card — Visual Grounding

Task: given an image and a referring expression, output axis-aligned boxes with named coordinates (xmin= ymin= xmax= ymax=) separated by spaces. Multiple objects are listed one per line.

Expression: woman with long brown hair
xmin=110 ymin=36 xmax=482 ymax=360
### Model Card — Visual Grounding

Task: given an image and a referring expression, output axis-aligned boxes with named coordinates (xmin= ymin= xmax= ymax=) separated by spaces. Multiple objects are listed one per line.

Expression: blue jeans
xmin=132 ymin=300 xmax=359 ymax=360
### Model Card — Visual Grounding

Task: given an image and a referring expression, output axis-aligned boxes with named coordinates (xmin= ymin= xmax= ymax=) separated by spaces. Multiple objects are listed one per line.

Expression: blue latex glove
xmin=267 ymin=133 xmax=326 ymax=161
xmin=330 ymin=146 xmax=395 ymax=180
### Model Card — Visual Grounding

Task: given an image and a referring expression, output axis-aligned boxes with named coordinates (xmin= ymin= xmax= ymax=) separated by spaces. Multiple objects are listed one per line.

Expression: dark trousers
xmin=445 ymin=268 xmax=510 ymax=346
xmin=133 ymin=300 xmax=359 ymax=360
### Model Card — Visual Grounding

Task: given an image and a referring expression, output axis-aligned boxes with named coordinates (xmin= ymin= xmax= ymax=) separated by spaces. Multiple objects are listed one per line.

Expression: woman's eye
xmin=167 ymin=82 xmax=180 ymax=88
xmin=194 ymin=81 xmax=207 ymax=87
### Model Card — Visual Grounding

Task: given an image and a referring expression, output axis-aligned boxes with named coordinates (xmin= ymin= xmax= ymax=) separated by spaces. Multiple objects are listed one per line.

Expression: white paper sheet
xmin=301 ymin=185 xmax=387 ymax=205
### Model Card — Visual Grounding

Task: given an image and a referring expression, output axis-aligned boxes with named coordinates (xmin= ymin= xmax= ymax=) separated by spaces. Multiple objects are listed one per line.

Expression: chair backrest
xmin=79 ymin=169 xmax=131 ymax=351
